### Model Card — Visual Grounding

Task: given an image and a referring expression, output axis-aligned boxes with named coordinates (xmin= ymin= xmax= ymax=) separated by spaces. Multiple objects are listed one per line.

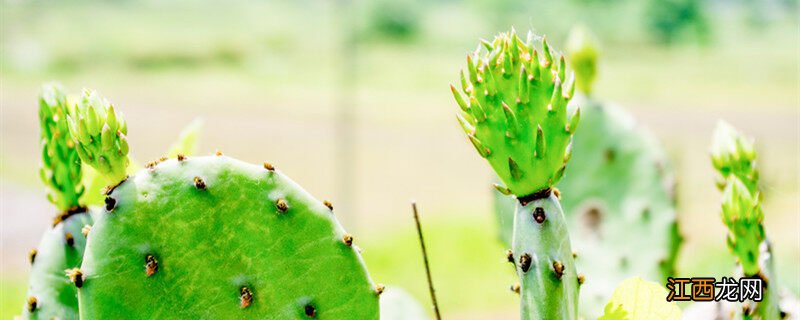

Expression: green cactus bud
xmin=711 ymin=122 xmax=782 ymax=320
xmin=67 ymin=90 xmax=130 ymax=187
xmin=711 ymin=121 xmax=758 ymax=193
xmin=565 ymin=26 xmax=599 ymax=96
xmin=453 ymin=30 xmax=579 ymax=197
xmin=38 ymin=83 xmax=85 ymax=211
xmin=721 ymin=176 xmax=764 ymax=275
xmin=78 ymin=156 xmax=379 ymax=318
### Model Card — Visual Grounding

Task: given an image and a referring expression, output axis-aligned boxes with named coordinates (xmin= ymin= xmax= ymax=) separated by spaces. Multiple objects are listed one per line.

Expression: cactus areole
xmin=78 ymin=156 xmax=380 ymax=318
xmin=452 ymin=29 xmax=581 ymax=319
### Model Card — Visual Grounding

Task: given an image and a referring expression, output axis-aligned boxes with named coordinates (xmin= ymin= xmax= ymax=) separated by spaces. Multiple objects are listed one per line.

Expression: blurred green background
xmin=1 ymin=0 xmax=797 ymax=318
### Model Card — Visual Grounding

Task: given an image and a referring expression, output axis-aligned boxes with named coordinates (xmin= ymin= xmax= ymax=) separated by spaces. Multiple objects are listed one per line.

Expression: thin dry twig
xmin=412 ymin=201 xmax=442 ymax=320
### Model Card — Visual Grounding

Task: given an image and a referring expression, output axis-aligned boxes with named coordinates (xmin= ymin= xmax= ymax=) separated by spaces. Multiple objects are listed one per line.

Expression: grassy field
xmin=1 ymin=1 xmax=798 ymax=318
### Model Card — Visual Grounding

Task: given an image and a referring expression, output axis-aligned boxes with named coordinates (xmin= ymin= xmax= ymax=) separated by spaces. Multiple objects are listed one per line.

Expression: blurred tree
xmin=644 ymin=0 xmax=711 ymax=45
xmin=367 ymin=0 xmax=421 ymax=41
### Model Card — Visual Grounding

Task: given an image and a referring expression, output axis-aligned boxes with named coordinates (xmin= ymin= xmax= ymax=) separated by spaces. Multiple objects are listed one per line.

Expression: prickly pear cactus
xmin=452 ymin=29 xmax=581 ymax=320
xmin=23 ymin=84 xmax=94 ymax=320
xmin=492 ymin=27 xmax=681 ymax=319
xmin=77 ymin=156 xmax=380 ymax=318
xmin=64 ymin=91 xmax=380 ymax=318
xmin=711 ymin=122 xmax=781 ymax=320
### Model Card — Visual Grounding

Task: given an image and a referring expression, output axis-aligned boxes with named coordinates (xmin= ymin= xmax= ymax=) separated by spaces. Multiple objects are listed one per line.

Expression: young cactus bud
xmin=711 ymin=121 xmax=758 ymax=193
xmin=67 ymin=89 xmax=130 ymax=186
xmin=565 ymin=26 xmax=599 ymax=96
xmin=38 ymin=83 xmax=85 ymax=211
xmin=452 ymin=30 xmax=580 ymax=198
xmin=720 ymin=177 xmax=764 ymax=276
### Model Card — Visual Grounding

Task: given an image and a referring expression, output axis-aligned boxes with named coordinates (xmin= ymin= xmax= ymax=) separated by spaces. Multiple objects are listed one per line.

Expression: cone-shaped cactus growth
xmin=23 ymin=84 xmax=94 ymax=320
xmin=67 ymin=89 xmax=129 ymax=187
xmin=711 ymin=122 xmax=781 ymax=320
xmin=78 ymin=155 xmax=380 ymax=318
xmin=452 ymin=29 xmax=580 ymax=320
xmin=492 ymin=27 xmax=681 ymax=318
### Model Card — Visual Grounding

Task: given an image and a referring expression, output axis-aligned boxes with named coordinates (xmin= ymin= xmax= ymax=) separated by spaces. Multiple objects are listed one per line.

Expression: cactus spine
xmin=65 ymin=90 xmax=380 ymax=318
xmin=23 ymin=84 xmax=94 ymax=320
xmin=452 ymin=29 xmax=580 ymax=319
xmin=711 ymin=121 xmax=780 ymax=320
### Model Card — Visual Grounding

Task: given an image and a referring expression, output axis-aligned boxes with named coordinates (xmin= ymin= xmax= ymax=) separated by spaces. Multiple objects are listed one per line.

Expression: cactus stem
xmin=553 ymin=260 xmax=565 ymax=279
xmin=468 ymin=134 xmax=490 ymax=158
xmin=52 ymin=205 xmax=87 ymax=226
xmin=276 ymin=199 xmax=288 ymax=213
xmin=193 ymin=176 xmax=206 ymax=190
xmin=29 ymin=249 xmax=37 ymax=265
xmin=65 ymin=232 xmax=75 ymax=246
xmin=519 ymin=253 xmax=532 ymax=272
xmin=577 ymin=273 xmax=585 ymax=285
xmin=342 ymin=234 xmax=354 ymax=246
xmin=533 ymin=207 xmax=546 ymax=224
xmin=27 ymin=296 xmax=37 ymax=313
xmin=145 ymin=255 xmax=158 ymax=277
xmin=239 ymin=287 xmax=253 ymax=309
xmin=105 ymin=196 xmax=117 ymax=212
xmin=375 ymin=284 xmax=385 ymax=296
xmin=263 ymin=162 xmax=275 ymax=171
xmin=552 ymin=187 xmax=561 ymax=199
xmin=82 ymin=224 xmax=92 ymax=237
xmin=323 ymin=200 xmax=333 ymax=210
xmin=66 ymin=268 xmax=84 ymax=288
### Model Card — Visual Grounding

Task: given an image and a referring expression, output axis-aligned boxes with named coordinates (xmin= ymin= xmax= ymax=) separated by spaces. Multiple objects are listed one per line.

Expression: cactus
xmin=711 ymin=121 xmax=781 ymax=320
xmin=452 ymin=29 xmax=581 ymax=319
xmin=67 ymin=89 xmax=129 ymax=187
xmin=62 ymin=90 xmax=380 ymax=318
xmin=491 ymin=27 xmax=681 ymax=318
xmin=22 ymin=84 xmax=94 ymax=320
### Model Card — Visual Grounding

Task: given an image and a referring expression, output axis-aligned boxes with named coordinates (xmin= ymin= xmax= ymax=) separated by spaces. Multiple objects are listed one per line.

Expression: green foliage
xmin=598 ymin=277 xmax=681 ymax=320
xmin=452 ymin=29 xmax=579 ymax=197
xmin=644 ymin=0 xmax=710 ymax=45
xmin=367 ymin=0 xmax=421 ymax=41
xmin=67 ymin=90 xmax=130 ymax=186
xmin=22 ymin=210 xmax=94 ymax=320
xmin=512 ymin=194 xmax=580 ymax=320
xmin=38 ymin=83 xmax=84 ymax=211
xmin=78 ymin=155 xmax=380 ymax=318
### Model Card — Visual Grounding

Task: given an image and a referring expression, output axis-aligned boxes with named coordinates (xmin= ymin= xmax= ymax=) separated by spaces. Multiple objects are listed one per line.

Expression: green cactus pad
xmin=67 ymin=89 xmax=129 ymax=187
xmin=511 ymin=193 xmax=579 ymax=320
xmin=452 ymin=30 xmax=579 ymax=197
xmin=77 ymin=155 xmax=379 ymax=319
xmin=22 ymin=210 xmax=94 ymax=320
xmin=39 ymin=83 xmax=84 ymax=211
